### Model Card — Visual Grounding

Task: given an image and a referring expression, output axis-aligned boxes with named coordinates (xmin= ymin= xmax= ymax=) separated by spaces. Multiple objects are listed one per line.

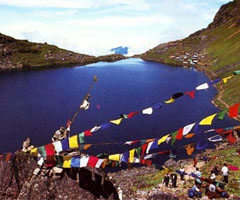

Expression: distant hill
xmin=141 ymin=0 xmax=240 ymax=109
xmin=0 ymin=33 xmax=125 ymax=71
xmin=110 ymin=46 xmax=129 ymax=55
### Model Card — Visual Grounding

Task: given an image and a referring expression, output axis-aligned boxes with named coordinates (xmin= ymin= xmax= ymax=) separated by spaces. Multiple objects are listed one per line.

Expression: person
xmin=210 ymin=169 xmax=216 ymax=181
xmin=212 ymin=166 xmax=220 ymax=176
xmin=163 ymin=173 xmax=170 ymax=187
xmin=188 ymin=184 xmax=202 ymax=198
xmin=221 ymin=163 xmax=229 ymax=184
xmin=170 ymin=172 xmax=177 ymax=188
xmin=179 ymin=166 xmax=185 ymax=181
xmin=193 ymin=157 xmax=198 ymax=167
xmin=195 ymin=167 xmax=202 ymax=185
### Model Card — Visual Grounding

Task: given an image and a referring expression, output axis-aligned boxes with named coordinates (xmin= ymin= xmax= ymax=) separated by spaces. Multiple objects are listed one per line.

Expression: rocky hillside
xmin=0 ymin=33 xmax=125 ymax=71
xmin=141 ymin=0 xmax=240 ymax=109
xmin=0 ymin=151 xmax=118 ymax=199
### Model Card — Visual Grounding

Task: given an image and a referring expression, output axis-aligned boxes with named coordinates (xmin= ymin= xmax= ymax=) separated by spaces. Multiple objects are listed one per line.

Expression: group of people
xmin=189 ymin=163 xmax=230 ymax=199
xmin=163 ymin=172 xmax=178 ymax=188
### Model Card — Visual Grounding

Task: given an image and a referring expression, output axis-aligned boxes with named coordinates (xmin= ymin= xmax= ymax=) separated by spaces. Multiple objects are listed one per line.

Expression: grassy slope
xmin=141 ymin=22 xmax=240 ymax=109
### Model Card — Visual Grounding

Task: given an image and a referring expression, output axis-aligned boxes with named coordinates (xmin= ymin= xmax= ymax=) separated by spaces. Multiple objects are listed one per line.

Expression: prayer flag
xmin=208 ymin=135 xmax=222 ymax=142
xmin=164 ymin=97 xmax=175 ymax=104
xmin=184 ymin=133 xmax=195 ymax=138
xmin=216 ymin=128 xmax=224 ymax=135
xmin=144 ymin=154 xmax=155 ymax=160
xmin=120 ymin=114 xmax=128 ymax=119
xmin=61 ymin=138 xmax=69 ymax=151
xmin=109 ymin=154 xmax=121 ymax=161
xmin=38 ymin=146 xmax=46 ymax=158
xmin=172 ymin=92 xmax=184 ymax=99
xmin=129 ymin=149 xmax=135 ymax=163
xmin=185 ymin=90 xmax=196 ymax=99
xmin=69 ymin=135 xmax=78 ymax=149
xmin=196 ymin=83 xmax=209 ymax=90
xmin=217 ymin=109 xmax=227 ymax=120
xmin=183 ymin=123 xmax=196 ymax=136
xmin=88 ymin=156 xmax=99 ymax=168
xmin=222 ymin=75 xmax=233 ymax=84
xmin=210 ymin=79 xmax=221 ymax=85
xmin=110 ymin=118 xmax=123 ymax=125
xmin=229 ymin=103 xmax=240 ymax=118
xmin=146 ymin=138 xmax=155 ymax=143
xmin=128 ymin=112 xmax=139 ymax=118
xmin=53 ymin=141 xmax=63 ymax=153
xmin=78 ymin=132 xmax=85 ymax=144
xmin=71 ymin=157 xmax=80 ymax=167
xmin=83 ymin=144 xmax=92 ymax=150
xmin=158 ymin=134 xmax=170 ymax=145
xmin=199 ymin=113 xmax=217 ymax=125
xmin=135 ymin=147 xmax=141 ymax=158
xmin=121 ymin=152 xmax=129 ymax=163
xmin=146 ymin=141 xmax=154 ymax=154
xmin=185 ymin=144 xmax=195 ymax=156
xmin=100 ymin=122 xmax=111 ymax=130
xmin=80 ymin=155 xmax=89 ymax=168
xmin=63 ymin=156 xmax=71 ymax=168
xmin=141 ymin=143 xmax=148 ymax=158
xmin=90 ymin=126 xmax=101 ymax=133
xmin=55 ymin=156 xmax=63 ymax=168
xmin=95 ymin=159 xmax=105 ymax=168
xmin=124 ymin=140 xmax=139 ymax=145
xmin=30 ymin=148 xmax=38 ymax=157
xmin=176 ymin=128 xmax=184 ymax=140
xmin=45 ymin=143 xmax=55 ymax=156
xmin=171 ymin=130 xmax=178 ymax=146
xmin=84 ymin=130 xmax=92 ymax=136
xmin=152 ymin=103 xmax=163 ymax=109
xmin=142 ymin=107 xmax=153 ymax=115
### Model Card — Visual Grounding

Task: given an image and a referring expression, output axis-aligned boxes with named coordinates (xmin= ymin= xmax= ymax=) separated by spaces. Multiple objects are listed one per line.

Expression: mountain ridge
xmin=0 ymin=32 xmax=126 ymax=71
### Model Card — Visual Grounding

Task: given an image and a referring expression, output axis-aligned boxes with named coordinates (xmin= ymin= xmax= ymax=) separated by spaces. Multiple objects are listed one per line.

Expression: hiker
xmin=188 ymin=184 xmax=202 ymax=198
xmin=163 ymin=173 xmax=170 ymax=187
xmin=194 ymin=167 xmax=202 ymax=185
xmin=170 ymin=172 xmax=177 ymax=188
xmin=179 ymin=166 xmax=185 ymax=181
xmin=221 ymin=163 xmax=229 ymax=184
xmin=205 ymin=183 xmax=229 ymax=199
xmin=210 ymin=169 xmax=216 ymax=181
xmin=212 ymin=165 xmax=220 ymax=176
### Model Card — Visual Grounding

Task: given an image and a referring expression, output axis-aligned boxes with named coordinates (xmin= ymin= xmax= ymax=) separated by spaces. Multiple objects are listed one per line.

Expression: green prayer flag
xmin=55 ymin=155 xmax=63 ymax=168
xmin=233 ymin=70 xmax=240 ymax=75
xmin=171 ymin=131 xmax=178 ymax=146
xmin=78 ymin=132 xmax=85 ymax=144
xmin=136 ymin=147 xmax=141 ymax=158
xmin=217 ymin=109 xmax=227 ymax=120
xmin=38 ymin=146 xmax=46 ymax=158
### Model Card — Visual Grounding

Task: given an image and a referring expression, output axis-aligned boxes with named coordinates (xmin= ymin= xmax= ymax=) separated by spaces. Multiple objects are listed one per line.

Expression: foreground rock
xmin=0 ymin=151 xmax=118 ymax=199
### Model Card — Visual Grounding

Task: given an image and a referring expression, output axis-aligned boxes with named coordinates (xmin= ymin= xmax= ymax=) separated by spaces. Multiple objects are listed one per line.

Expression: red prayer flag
xmin=229 ymin=103 xmax=240 ymax=118
xmin=216 ymin=128 xmax=224 ymax=135
xmin=141 ymin=159 xmax=152 ymax=166
xmin=185 ymin=90 xmax=196 ymax=99
xmin=227 ymin=133 xmax=237 ymax=144
xmin=141 ymin=143 xmax=148 ymax=158
xmin=176 ymin=128 xmax=184 ymax=140
xmin=45 ymin=143 xmax=55 ymax=156
xmin=66 ymin=120 xmax=71 ymax=127
xmin=44 ymin=155 xmax=56 ymax=167
xmin=128 ymin=111 xmax=139 ymax=118
xmin=88 ymin=156 xmax=99 ymax=168
xmin=84 ymin=130 xmax=92 ymax=136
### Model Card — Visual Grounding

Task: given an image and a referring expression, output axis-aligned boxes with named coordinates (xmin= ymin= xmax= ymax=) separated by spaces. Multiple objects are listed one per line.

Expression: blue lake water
xmin=0 ymin=58 xmax=238 ymax=162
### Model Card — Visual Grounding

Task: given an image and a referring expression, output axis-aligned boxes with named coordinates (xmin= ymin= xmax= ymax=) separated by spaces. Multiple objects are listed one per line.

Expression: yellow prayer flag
xmin=199 ymin=113 xmax=217 ymax=125
xmin=109 ymin=154 xmax=121 ymax=161
xmin=63 ymin=156 xmax=71 ymax=168
xmin=30 ymin=148 xmax=38 ymax=157
xmin=222 ymin=75 xmax=233 ymax=84
xmin=129 ymin=149 xmax=135 ymax=163
xmin=69 ymin=135 xmax=78 ymax=149
xmin=158 ymin=134 xmax=170 ymax=145
xmin=83 ymin=144 xmax=92 ymax=150
xmin=164 ymin=97 xmax=175 ymax=104
xmin=110 ymin=118 xmax=123 ymax=125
